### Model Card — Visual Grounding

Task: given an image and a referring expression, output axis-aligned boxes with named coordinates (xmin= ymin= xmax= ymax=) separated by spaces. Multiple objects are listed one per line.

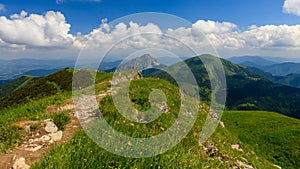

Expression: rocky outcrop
xmin=231 ymin=144 xmax=244 ymax=152
xmin=13 ymin=157 xmax=30 ymax=169
xmin=44 ymin=119 xmax=58 ymax=133
xmin=235 ymin=160 xmax=255 ymax=169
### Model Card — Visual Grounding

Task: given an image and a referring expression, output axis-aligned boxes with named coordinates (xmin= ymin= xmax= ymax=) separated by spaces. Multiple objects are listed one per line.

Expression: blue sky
xmin=0 ymin=0 xmax=300 ymax=60
xmin=1 ymin=0 xmax=299 ymax=34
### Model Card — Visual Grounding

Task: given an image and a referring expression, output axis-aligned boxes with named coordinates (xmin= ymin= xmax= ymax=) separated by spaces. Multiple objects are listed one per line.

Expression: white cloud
xmin=1 ymin=11 xmax=300 ymax=59
xmin=0 ymin=4 xmax=5 ymax=12
xmin=283 ymin=0 xmax=300 ymax=16
xmin=0 ymin=11 xmax=74 ymax=48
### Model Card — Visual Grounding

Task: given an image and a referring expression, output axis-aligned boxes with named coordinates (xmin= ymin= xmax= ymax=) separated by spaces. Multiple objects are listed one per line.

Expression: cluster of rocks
xmin=209 ymin=110 xmax=225 ymax=128
xmin=21 ymin=119 xmax=63 ymax=152
xmin=12 ymin=119 xmax=63 ymax=169
xmin=234 ymin=160 xmax=255 ymax=169
xmin=200 ymin=140 xmax=256 ymax=169
xmin=159 ymin=103 xmax=169 ymax=113
xmin=13 ymin=157 xmax=30 ymax=169
xmin=201 ymin=141 xmax=219 ymax=157
xmin=231 ymin=144 xmax=244 ymax=152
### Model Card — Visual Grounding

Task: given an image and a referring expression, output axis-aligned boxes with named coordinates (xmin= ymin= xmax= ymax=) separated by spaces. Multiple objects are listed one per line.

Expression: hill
xmin=0 ymin=68 xmax=73 ymax=108
xmin=146 ymin=54 xmax=300 ymax=119
xmin=0 ymin=75 xmax=38 ymax=98
xmin=223 ymin=110 xmax=300 ymax=168
xmin=31 ymin=77 xmax=275 ymax=168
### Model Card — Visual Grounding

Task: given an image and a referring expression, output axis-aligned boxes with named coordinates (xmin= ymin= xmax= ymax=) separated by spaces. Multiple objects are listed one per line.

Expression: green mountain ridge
xmin=146 ymin=54 xmax=300 ymax=119
xmin=0 ymin=75 xmax=38 ymax=98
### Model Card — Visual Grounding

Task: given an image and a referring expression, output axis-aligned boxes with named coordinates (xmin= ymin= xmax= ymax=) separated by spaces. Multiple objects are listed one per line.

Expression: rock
xmin=160 ymin=104 xmax=169 ymax=113
xmin=13 ymin=157 xmax=30 ymax=169
xmin=236 ymin=160 xmax=254 ymax=169
xmin=48 ymin=131 xmax=63 ymax=141
xmin=24 ymin=125 xmax=31 ymax=134
xmin=219 ymin=121 xmax=225 ymax=128
xmin=202 ymin=142 xmax=219 ymax=157
xmin=209 ymin=110 xmax=220 ymax=121
xmin=39 ymin=135 xmax=51 ymax=142
xmin=44 ymin=119 xmax=58 ymax=133
xmin=58 ymin=104 xmax=74 ymax=111
xmin=273 ymin=164 xmax=282 ymax=169
xmin=231 ymin=144 xmax=243 ymax=152
xmin=25 ymin=144 xmax=42 ymax=152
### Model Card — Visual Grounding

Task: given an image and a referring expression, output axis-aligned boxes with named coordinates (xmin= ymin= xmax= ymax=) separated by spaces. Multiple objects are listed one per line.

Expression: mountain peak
xmin=115 ymin=54 xmax=161 ymax=71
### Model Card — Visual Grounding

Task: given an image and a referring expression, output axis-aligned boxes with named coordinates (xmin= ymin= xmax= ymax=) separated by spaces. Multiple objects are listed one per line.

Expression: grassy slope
xmin=0 ymin=68 xmax=73 ymax=109
xmin=0 ymin=75 xmax=37 ymax=98
xmin=0 ymin=71 xmax=112 ymax=154
xmin=223 ymin=111 xmax=300 ymax=168
xmin=32 ymin=77 xmax=275 ymax=168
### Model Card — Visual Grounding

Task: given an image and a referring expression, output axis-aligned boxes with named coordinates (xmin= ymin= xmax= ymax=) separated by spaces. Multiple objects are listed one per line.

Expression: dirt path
xmin=0 ymin=86 xmax=113 ymax=169
xmin=0 ymin=109 xmax=81 ymax=169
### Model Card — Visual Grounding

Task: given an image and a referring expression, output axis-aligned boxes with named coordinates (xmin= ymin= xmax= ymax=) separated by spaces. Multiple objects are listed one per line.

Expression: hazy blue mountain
xmin=262 ymin=62 xmax=300 ymax=76
xmin=227 ymin=56 xmax=279 ymax=68
xmin=22 ymin=69 xmax=61 ymax=77
xmin=0 ymin=58 xmax=75 ymax=81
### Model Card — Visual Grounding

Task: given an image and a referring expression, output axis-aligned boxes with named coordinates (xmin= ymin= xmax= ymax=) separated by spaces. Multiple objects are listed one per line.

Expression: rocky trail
xmin=0 ymin=87 xmax=112 ymax=169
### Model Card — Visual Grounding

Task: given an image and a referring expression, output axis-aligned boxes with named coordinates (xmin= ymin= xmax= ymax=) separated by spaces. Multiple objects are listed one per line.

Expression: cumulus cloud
xmin=166 ymin=20 xmax=300 ymax=50
xmin=0 ymin=11 xmax=74 ymax=48
xmin=283 ymin=0 xmax=300 ymax=16
xmin=1 ymin=11 xmax=300 ymax=59
xmin=0 ymin=4 xmax=5 ymax=12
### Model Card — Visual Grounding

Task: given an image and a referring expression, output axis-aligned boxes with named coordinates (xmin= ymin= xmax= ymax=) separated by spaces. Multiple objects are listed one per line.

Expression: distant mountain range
xmin=228 ymin=56 xmax=300 ymax=88
xmin=228 ymin=56 xmax=279 ymax=68
xmin=0 ymin=58 xmax=74 ymax=82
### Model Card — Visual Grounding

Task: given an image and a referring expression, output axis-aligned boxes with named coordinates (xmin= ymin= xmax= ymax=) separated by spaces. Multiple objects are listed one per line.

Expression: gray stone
xmin=13 ymin=157 xmax=30 ymax=169
xmin=24 ymin=125 xmax=31 ymax=134
xmin=236 ymin=160 xmax=254 ymax=169
xmin=44 ymin=119 xmax=58 ymax=133
xmin=39 ymin=135 xmax=51 ymax=142
xmin=273 ymin=164 xmax=282 ymax=169
xmin=231 ymin=144 xmax=244 ymax=152
xmin=219 ymin=121 xmax=225 ymax=128
xmin=25 ymin=144 xmax=42 ymax=152
xmin=48 ymin=130 xmax=63 ymax=141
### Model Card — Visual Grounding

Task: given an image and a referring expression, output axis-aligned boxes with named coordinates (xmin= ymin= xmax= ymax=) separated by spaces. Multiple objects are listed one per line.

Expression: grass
xmin=50 ymin=112 xmax=71 ymax=130
xmin=32 ymin=78 xmax=275 ymax=168
xmin=223 ymin=110 xmax=300 ymax=169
